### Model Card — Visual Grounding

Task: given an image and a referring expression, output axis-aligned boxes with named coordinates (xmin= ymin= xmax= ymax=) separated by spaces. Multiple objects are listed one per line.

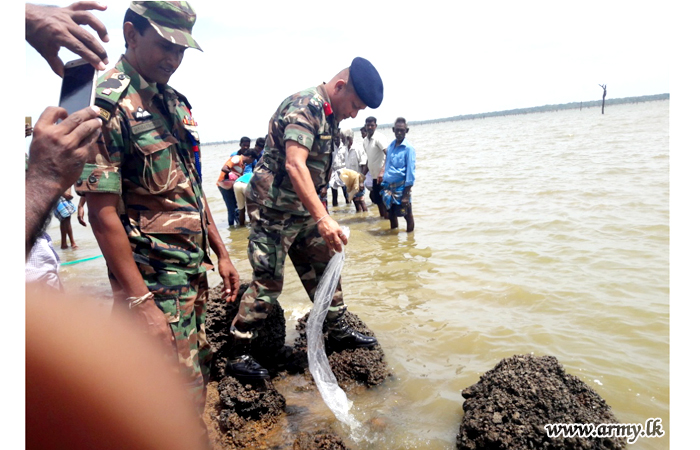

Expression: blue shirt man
xmin=380 ymin=117 xmax=415 ymax=232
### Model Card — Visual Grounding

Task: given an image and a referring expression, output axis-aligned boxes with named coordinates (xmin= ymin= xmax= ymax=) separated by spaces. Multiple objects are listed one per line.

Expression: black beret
xmin=349 ymin=57 xmax=383 ymax=109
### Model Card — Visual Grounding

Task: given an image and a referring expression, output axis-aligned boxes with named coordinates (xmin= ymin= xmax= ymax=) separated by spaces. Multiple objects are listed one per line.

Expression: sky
xmin=12 ymin=1 xmax=700 ymax=445
xmin=20 ymin=0 xmax=672 ymax=144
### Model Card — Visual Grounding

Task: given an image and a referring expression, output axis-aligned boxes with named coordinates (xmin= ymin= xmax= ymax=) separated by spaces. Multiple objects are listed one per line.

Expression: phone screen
xmin=59 ymin=62 xmax=96 ymax=116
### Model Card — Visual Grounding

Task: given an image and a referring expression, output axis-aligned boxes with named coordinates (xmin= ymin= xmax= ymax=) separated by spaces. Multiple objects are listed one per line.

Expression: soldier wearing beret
xmin=75 ymin=1 xmax=240 ymax=423
xmin=227 ymin=57 xmax=384 ymax=381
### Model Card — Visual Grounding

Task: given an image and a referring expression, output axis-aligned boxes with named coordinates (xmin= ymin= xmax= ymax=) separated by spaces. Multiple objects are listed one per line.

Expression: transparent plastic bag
xmin=307 ymin=226 xmax=361 ymax=430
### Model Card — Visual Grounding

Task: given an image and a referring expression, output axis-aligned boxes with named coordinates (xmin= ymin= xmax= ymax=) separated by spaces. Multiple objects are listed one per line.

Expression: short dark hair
xmin=255 ymin=137 xmax=265 ymax=147
xmin=365 ymin=116 xmax=377 ymax=125
xmin=240 ymin=136 xmax=251 ymax=144
xmin=394 ymin=117 xmax=408 ymax=127
xmin=238 ymin=149 xmax=256 ymax=158
xmin=123 ymin=9 xmax=151 ymax=49
xmin=360 ymin=126 xmax=367 ymax=132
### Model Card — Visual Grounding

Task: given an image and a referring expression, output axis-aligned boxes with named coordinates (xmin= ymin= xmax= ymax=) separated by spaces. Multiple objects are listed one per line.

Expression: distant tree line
xmin=202 ymin=139 xmax=239 ymax=146
xmin=202 ymin=94 xmax=669 ymax=145
xmin=369 ymin=93 xmax=670 ymax=130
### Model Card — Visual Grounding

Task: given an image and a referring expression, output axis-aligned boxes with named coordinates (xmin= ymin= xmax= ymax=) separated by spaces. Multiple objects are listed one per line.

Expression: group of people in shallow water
xmin=218 ymin=115 xmax=416 ymax=233
xmin=216 ymin=137 xmax=265 ymax=227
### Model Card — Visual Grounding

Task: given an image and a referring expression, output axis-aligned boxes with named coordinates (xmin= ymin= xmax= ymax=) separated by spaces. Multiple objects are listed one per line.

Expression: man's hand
xmin=27 ymin=105 xmax=102 ymax=194
xmin=25 ymin=1 xmax=109 ymax=77
xmin=77 ymin=201 xmax=87 ymax=226
xmin=317 ymin=216 xmax=348 ymax=254
xmin=401 ymin=187 xmax=412 ymax=206
xmin=131 ymin=298 xmax=175 ymax=353
xmin=26 ymin=123 xmax=33 ymax=137
xmin=219 ymin=258 xmax=241 ymax=302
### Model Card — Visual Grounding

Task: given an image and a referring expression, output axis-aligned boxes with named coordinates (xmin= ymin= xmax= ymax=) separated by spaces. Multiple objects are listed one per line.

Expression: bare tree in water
xmin=599 ymin=84 xmax=607 ymax=114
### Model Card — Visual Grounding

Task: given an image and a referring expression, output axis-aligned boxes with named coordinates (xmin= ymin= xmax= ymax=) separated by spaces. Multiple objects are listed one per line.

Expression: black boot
xmin=326 ymin=318 xmax=378 ymax=350
xmin=225 ymin=338 xmax=269 ymax=381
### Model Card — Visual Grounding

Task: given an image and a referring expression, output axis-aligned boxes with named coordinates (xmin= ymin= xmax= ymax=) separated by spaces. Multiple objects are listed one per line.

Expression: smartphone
xmin=25 ymin=116 xmax=32 ymax=127
xmin=59 ymin=58 xmax=97 ymax=116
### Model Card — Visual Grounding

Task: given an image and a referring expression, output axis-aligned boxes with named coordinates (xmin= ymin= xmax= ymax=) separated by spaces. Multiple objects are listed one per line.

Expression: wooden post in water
xmin=599 ymin=84 xmax=607 ymax=114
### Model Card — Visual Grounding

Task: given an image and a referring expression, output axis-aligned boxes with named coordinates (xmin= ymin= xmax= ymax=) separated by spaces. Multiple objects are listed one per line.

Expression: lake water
xmin=51 ymin=99 xmax=669 ymax=449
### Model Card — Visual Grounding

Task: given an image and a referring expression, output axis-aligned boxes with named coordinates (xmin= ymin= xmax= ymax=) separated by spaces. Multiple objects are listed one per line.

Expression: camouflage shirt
xmin=246 ymin=84 xmax=337 ymax=215
xmin=75 ymin=56 xmax=213 ymax=276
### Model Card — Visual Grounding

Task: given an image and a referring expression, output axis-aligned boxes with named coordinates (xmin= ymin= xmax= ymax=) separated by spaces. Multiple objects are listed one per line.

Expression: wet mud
xmin=457 ymin=354 xmax=626 ymax=450
xmin=204 ymin=282 xmax=389 ymax=449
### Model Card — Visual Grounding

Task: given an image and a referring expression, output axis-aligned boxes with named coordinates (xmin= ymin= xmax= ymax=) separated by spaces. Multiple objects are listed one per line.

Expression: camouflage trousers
xmin=233 ymin=202 xmax=345 ymax=336
xmin=110 ymin=269 xmax=211 ymax=414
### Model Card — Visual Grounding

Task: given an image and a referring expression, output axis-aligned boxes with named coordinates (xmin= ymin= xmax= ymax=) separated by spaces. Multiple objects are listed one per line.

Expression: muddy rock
xmin=457 ymin=354 xmax=626 ymax=450
xmin=218 ymin=376 xmax=286 ymax=421
xmin=293 ymin=430 xmax=349 ymax=450
xmin=293 ymin=311 xmax=390 ymax=387
xmin=206 ymin=282 xmax=289 ymax=381
xmin=205 ymin=282 xmax=389 ymax=449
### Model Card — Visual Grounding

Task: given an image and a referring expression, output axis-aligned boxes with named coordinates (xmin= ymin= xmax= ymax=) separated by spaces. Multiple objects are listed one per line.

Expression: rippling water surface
xmin=54 ymin=100 xmax=669 ymax=449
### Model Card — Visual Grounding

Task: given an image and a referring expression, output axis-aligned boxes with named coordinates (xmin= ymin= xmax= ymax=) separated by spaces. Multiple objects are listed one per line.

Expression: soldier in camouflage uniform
xmin=74 ymin=1 xmax=240 ymax=424
xmin=227 ymin=57 xmax=384 ymax=381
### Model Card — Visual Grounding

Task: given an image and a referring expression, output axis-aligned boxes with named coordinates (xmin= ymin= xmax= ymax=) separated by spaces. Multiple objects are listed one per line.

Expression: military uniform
xmin=233 ymin=84 xmax=345 ymax=334
xmin=75 ymin=55 xmax=212 ymax=409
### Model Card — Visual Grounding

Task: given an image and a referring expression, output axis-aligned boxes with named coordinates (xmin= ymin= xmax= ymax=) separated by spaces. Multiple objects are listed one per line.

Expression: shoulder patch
xmin=94 ymin=72 xmax=131 ymax=122
xmin=309 ymin=94 xmax=323 ymax=108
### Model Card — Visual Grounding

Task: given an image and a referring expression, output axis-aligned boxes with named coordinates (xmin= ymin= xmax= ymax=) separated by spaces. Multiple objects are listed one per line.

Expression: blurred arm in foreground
xmin=26 ymin=291 xmax=208 ymax=450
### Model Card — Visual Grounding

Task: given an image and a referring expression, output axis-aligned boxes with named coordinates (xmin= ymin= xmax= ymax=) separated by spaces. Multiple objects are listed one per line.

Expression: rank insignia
xmin=97 ymin=107 xmax=111 ymax=122
xmin=323 ymin=102 xmax=333 ymax=116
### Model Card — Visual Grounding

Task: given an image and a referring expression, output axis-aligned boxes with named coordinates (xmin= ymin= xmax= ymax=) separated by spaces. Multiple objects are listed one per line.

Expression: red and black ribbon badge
xmin=323 ymin=102 xmax=333 ymax=117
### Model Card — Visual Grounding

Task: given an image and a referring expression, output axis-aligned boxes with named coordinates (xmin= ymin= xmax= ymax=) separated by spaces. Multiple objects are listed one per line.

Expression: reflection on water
xmin=50 ymin=100 xmax=669 ymax=449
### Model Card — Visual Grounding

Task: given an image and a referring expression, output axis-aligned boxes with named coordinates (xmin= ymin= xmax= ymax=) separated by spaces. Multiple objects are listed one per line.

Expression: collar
xmin=317 ymin=84 xmax=333 ymax=117
xmin=392 ymin=138 xmax=409 ymax=149
xmin=116 ymin=55 xmax=165 ymax=106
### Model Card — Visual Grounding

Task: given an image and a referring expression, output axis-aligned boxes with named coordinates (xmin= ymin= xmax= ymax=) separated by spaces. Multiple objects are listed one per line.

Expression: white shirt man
xmin=345 ymin=142 xmax=367 ymax=175
xmin=364 ymin=129 xmax=388 ymax=180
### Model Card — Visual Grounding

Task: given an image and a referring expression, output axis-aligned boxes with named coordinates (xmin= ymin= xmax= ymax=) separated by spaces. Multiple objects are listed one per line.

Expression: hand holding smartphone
xmin=59 ymin=58 xmax=98 ymax=117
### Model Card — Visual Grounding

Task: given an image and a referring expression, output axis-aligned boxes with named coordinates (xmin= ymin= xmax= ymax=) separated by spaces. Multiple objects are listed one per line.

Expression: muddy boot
xmin=326 ymin=312 xmax=378 ymax=350
xmin=225 ymin=335 xmax=270 ymax=381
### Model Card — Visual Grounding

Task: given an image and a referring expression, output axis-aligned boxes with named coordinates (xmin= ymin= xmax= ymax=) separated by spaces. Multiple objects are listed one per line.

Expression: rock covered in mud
xmin=294 ymin=310 xmax=390 ymax=387
xmin=217 ymin=377 xmax=286 ymax=422
xmin=206 ymin=283 xmax=292 ymax=448
xmin=457 ymin=354 xmax=626 ymax=450
xmin=205 ymin=282 xmax=388 ymax=449
xmin=215 ymin=377 xmax=285 ymax=449
xmin=293 ymin=430 xmax=348 ymax=450
xmin=206 ymin=282 xmax=289 ymax=381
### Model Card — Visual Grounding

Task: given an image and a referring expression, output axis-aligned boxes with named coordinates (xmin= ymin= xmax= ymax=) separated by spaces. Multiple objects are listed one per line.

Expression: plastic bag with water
xmin=307 ymin=226 xmax=362 ymax=432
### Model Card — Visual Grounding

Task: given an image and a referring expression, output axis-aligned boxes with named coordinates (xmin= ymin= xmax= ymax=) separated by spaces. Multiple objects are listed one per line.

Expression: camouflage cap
xmin=129 ymin=1 xmax=202 ymax=51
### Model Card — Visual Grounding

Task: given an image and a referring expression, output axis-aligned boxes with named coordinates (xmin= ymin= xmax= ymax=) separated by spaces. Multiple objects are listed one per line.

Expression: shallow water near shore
xmin=53 ymin=100 xmax=669 ymax=449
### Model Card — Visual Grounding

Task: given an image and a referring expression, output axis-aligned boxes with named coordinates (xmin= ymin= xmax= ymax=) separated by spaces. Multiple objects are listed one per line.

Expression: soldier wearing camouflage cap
xmin=75 ymin=1 xmax=240 ymax=431
xmin=227 ymin=58 xmax=384 ymax=381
